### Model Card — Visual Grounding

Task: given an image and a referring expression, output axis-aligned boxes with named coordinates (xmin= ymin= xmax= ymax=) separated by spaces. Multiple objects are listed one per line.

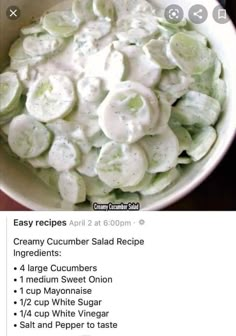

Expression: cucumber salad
xmin=0 ymin=0 xmax=226 ymax=207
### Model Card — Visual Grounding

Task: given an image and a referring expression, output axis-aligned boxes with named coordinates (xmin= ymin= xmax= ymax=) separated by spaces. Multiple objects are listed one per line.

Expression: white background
xmin=0 ymin=211 xmax=236 ymax=336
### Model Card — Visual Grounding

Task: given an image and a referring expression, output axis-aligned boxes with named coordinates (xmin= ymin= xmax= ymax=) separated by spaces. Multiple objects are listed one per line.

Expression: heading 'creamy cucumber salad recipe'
xmin=0 ymin=0 xmax=226 ymax=208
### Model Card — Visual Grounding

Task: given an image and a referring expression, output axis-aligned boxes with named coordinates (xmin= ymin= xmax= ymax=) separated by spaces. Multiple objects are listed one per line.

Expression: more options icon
xmin=164 ymin=5 xmax=184 ymax=24
xmin=213 ymin=5 xmax=229 ymax=24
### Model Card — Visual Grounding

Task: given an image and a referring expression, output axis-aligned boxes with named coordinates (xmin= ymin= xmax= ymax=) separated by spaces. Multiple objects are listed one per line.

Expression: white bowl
xmin=0 ymin=0 xmax=236 ymax=210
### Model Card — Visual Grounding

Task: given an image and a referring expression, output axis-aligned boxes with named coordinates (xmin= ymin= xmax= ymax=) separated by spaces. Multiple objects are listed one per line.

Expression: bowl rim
xmin=1 ymin=131 xmax=235 ymax=211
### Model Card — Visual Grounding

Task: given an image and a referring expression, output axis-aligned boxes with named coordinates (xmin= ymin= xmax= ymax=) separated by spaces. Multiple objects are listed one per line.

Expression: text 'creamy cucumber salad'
xmin=0 ymin=0 xmax=226 ymax=208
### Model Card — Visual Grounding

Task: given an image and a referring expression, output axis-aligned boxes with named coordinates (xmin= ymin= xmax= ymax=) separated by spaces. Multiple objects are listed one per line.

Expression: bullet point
xmin=14 ymin=290 xmax=17 ymax=293
xmin=14 ymin=279 xmax=17 ymax=282
xmin=14 ymin=267 xmax=17 ymax=270
xmin=14 ymin=324 xmax=17 ymax=327
xmin=14 ymin=302 xmax=17 ymax=305
xmin=14 ymin=313 xmax=17 ymax=316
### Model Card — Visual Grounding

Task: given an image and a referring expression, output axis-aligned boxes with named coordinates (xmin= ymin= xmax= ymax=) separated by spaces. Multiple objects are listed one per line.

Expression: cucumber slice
xmin=184 ymin=125 xmax=202 ymax=136
xmin=90 ymin=130 xmax=109 ymax=148
xmin=172 ymin=91 xmax=221 ymax=127
xmin=213 ymin=58 xmax=223 ymax=80
xmin=72 ymin=0 xmax=95 ymax=22
xmin=42 ymin=11 xmax=80 ymax=38
xmin=10 ymin=57 xmax=43 ymax=72
xmin=1 ymin=123 xmax=10 ymax=136
xmin=169 ymin=32 xmax=214 ymax=75
xmin=116 ymin=44 xmax=161 ymax=88
xmin=98 ymin=81 xmax=159 ymax=143
xmin=190 ymin=58 xmax=223 ymax=96
xmin=96 ymin=141 xmax=148 ymax=188
xmin=147 ymin=96 xmax=171 ymax=135
xmin=84 ymin=44 xmax=125 ymax=90
xmin=157 ymin=24 xmax=177 ymax=40
xmin=0 ymin=72 xmax=22 ymax=114
xmin=190 ymin=72 xmax=214 ymax=97
xmin=211 ymin=79 xmax=226 ymax=107
xmin=84 ymin=116 xmax=101 ymax=139
xmin=23 ymin=34 xmax=64 ymax=57
xmin=0 ymin=99 xmax=23 ymax=125
xmin=37 ymin=168 xmax=59 ymax=191
xmin=114 ymin=0 xmax=154 ymax=15
xmin=73 ymin=34 xmax=99 ymax=56
xmin=158 ymin=69 xmax=193 ymax=105
xmin=8 ymin=114 xmax=51 ymax=159
xmin=9 ymin=38 xmax=29 ymax=60
xmin=77 ymin=148 xmax=99 ymax=177
xmin=177 ymin=157 xmax=192 ymax=165
xmin=16 ymin=65 xmax=29 ymax=82
xmin=67 ymin=100 xmax=101 ymax=140
xmin=98 ymin=88 xmax=155 ymax=143
xmin=187 ymin=126 xmax=217 ymax=162
xmin=0 ymin=110 xmax=20 ymax=126
xmin=134 ymin=0 xmax=156 ymax=14
xmin=141 ymin=168 xmax=179 ymax=196
xmin=0 ymin=123 xmax=10 ymax=136
xmin=171 ymin=125 xmax=192 ymax=154
xmin=140 ymin=127 xmax=179 ymax=173
xmin=48 ymin=137 xmax=81 ymax=172
xmin=47 ymin=119 xmax=78 ymax=137
xmin=114 ymin=81 xmax=159 ymax=114
xmin=83 ymin=176 xmax=112 ymax=197
xmin=68 ymin=105 xmax=101 ymax=148
xmin=58 ymin=171 xmax=86 ymax=204
xmin=21 ymin=23 xmax=45 ymax=35
xmin=116 ymin=14 xmax=159 ymax=45
xmin=28 ymin=152 xmax=50 ymax=168
xmin=74 ymin=19 xmax=111 ymax=56
xmin=182 ymin=30 xmax=208 ymax=46
xmin=116 ymin=81 xmax=161 ymax=115
xmin=93 ymin=0 xmax=116 ymax=20
xmin=26 ymin=75 xmax=76 ymax=122
xmin=190 ymin=58 xmax=226 ymax=107
xmin=158 ymin=18 xmax=187 ymax=29
xmin=71 ymin=126 xmax=93 ymax=154
xmin=82 ymin=19 xmax=112 ymax=40
xmin=143 ymin=39 xmax=176 ymax=70
xmin=168 ymin=112 xmax=181 ymax=128
xmin=121 ymin=173 xmax=153 ymax=193
xmin=77 ymin=77 xmax=105 ymax=102
xmin=104 ymin=49 xmax=125 ymax=89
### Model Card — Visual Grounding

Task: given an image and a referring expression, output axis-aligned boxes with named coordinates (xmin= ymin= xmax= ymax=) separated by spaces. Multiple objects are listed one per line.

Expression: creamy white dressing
xmin=21 ymin=1 xmax=160 ymax=92
xmin=114 ymin=43 xmax=161 ymax=87
xmin=0 ymin=0 xmax=225 ymax=206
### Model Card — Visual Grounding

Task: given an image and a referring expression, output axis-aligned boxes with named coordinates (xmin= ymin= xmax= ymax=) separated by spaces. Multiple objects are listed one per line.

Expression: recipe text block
xmin=1 ymin=212 xmax=236 ymax=335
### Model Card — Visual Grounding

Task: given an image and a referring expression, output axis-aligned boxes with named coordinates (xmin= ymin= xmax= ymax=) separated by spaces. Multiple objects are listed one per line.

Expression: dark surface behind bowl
xmin=166 ymin=141 xmax=236 ymax=210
